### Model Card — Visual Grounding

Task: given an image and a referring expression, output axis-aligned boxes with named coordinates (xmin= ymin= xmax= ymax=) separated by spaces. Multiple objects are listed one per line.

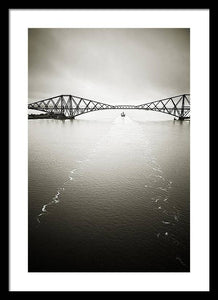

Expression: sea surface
xmin=28 ymin=110 xmax=190 ymax=272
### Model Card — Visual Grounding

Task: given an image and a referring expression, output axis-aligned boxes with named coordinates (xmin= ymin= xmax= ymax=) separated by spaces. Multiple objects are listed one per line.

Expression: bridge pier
xmin=174 ymin=116 xmax=190 ymax=121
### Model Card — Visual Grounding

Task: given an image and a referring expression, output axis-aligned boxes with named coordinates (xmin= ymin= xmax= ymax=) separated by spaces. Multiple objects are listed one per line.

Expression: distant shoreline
xmin=28 ymin=114 xmax=67 ymax=120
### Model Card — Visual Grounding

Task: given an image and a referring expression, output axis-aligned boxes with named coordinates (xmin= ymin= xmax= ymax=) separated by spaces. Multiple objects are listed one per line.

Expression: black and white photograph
xmin=28 ymin=27 xmax=190 ymax=272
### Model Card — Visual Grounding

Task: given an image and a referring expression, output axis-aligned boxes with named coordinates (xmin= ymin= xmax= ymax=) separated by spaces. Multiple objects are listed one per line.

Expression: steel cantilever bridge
xmin=28 ymin=93 xmax=190 ymax=120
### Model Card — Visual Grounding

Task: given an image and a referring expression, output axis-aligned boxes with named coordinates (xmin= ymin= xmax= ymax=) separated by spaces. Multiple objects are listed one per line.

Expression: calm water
xmin=28 ymin=111 xmax=190 ymax=272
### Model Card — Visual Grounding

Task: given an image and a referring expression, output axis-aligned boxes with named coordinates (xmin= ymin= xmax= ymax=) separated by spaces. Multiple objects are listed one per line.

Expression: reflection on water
xmin=28 ymin=111 xmax=190 ymax=272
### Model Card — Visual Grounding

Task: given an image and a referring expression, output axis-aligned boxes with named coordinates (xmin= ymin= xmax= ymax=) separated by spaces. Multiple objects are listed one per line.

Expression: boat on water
xmin=121 ymin=112 xmax=125 ymax=117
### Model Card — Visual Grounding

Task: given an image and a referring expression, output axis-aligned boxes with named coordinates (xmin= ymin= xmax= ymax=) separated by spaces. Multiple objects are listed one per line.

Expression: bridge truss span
xmin=28 ymin=93 xmax=190 ymax=120
xmin=136 ymin=94 xmax=190 ymax=119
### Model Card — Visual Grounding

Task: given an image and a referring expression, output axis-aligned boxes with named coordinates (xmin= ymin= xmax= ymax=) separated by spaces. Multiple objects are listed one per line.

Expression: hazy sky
xmin=28 ymin=28 xmax=189 ymax=105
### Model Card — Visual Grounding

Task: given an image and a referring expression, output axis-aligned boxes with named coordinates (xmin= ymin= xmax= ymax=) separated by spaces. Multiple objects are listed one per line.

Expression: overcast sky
xmin=28 ymin=28 xmax=189 ymax=105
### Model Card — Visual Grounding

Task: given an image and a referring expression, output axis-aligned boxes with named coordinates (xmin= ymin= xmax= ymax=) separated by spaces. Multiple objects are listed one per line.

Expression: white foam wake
xmin=36 ymin=169 xmax=78 ymax=224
